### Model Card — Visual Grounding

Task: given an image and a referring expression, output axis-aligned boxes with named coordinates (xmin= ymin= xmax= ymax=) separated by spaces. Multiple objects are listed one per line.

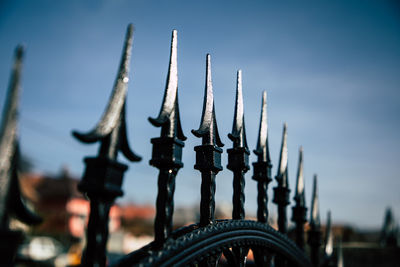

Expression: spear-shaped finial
xmin=324 ymin=211 xmax=333 ymax=259
xmin=273 ymin=123 xmax=290 ymax=234
xmin=192 ymin=54 xmax=223 ymax=226
xmin=149 ymin=30 xmax=186 ymax=247
xmin=228 ymin=70 xmax=248 ymax=149
xmin=308 ymin=174 xmax=322 ymax=267
xmin=72 ymin=25 xmax=141 ymax=267
xmin=149 ymin=29 xmax=186 ymax=141
xmin=294 ymin=147 xmax=305 ymax=206
xmin=310 ymin=174 xmax=320 ymax=228
xmin=192 ymin=54 xmax=224 ymax=147
xmin=337 ymin=239 xmax=344 ymax=267
xmin=291 ymin=146 xmax=307 ymax=249
xmin=277 ymin=123 xmax=288 ymax=187
xmin=73 ymin=24 xmax=141 ymax=162
xmin=0 ymin=45 xmax=41 ymax=265
xmin=254 ymin=91 xmax=271 ymax=162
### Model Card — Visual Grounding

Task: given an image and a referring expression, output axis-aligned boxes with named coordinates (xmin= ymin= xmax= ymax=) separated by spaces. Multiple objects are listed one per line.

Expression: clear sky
xmin=1 ymin=0 xmax=399 ymax=229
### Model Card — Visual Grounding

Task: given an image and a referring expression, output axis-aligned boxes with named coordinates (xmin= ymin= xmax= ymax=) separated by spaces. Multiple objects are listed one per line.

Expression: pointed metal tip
xmin=192 ymin=54 xmax=223 ymax=147
xmin=73 ymin=25 xmax=134 ymax=143
xmin=149 ymin=29 xmax=185 ymax=141
xmin=276 ymin=123 xmax=288 ymax=187
xmin=310 ymin=174 xmax=320 ymax=227
xmin=228 ymin=69 xmax=248 ymax=149
xmin=127 ymin=23 xmax=134 ymax=33
xmin=294 ymin=147 xmax=305 ymax=206
xmin=337 ymin=238 xmax=344 ymax=267
xmin=324 ymin=210 xmax=333 ymax=257
xmin=15 ymin=45 xmax=25 ymax=59
xmin=254 ymin=91 xmax=270 ymax=162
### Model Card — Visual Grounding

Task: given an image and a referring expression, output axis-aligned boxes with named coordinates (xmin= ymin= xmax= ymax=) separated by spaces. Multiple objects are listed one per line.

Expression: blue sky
xmin=0 ymin=0 xmax=399 ymax=229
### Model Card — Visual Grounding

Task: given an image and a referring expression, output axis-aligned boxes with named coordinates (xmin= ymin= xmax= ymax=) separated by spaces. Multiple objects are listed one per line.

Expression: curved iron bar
xmin=292 ymin=147 xmax=307 ymax=249
xmin=0 ymin=45 xmax=41 ymax=265
xmin=72 ymin=24 xmax=141 ymax=267
xmin=114 ymin=220 xmax=312 ymax=267
xmin=148 ymin=29 xmax=186 ymax=247
xmin=192 ymin=54 xmax=224 ymax=227
xmin=308 ymin=174 xmax=322 ymax=267
xmin=226 ymin=70 xmax=250 ymax=266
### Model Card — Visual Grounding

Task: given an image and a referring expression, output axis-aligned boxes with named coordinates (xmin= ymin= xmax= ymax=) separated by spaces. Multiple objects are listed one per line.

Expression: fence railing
xmin=0 ymin=24 xmax=340 ymax=267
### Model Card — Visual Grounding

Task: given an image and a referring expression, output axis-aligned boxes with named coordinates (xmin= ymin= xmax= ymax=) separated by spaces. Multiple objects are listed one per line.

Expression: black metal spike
xmin=324 ymin=211 xmax=333 ymax=261
xmin=252 ymin=91 xmax=273 ymax=266
xmin=192 ymin=54 xmax=223 ymax=226
xmin=308 ymin=174 xmax=322 ymax=267
xmin=72 ymin=25 xmax=141 ymax=267
xmin=192 ymin=54 xmax=224 ymax=147
xmin=291 ymin=146 xmax=307 ymax=249
xmin=226 ymin=70 xmax=250 ymax=265
xmin=337 ymin=238 xmax=344 ymax=267
xmin=73 ymin=24 xmax=141 ymax=162
xmin=273 ymin=123 xmax=290 ymax=234
xmin=0 ymin=45 xmax=42 ymax=265
xmin=252 ymin=91 xmax=273 ymax=223
xmin=227 ymin=70 xmax=249 ymax=220
xmin=149 ymin=30 xmax=186 ymax=247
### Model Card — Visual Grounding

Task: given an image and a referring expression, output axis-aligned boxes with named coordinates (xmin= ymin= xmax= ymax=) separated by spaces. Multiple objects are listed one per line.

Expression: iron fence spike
xmin=73 ymin=24 xmax=134 ymax=143
xmin=294 ymin=146 xmax=305 ymax=207
xmin=253 ymin=91 xmax=271 ymax=162
xmin=310 ymin=174 xmax=321 ymax=227
xmin=0 ymin=46 xmax=41 ymax=227
xmin=324 ymin=210 xmax=333 ymax=258
xmin=149 ymin=29 xmax=186 ymax=141
xmin=337 ymin=238 xmax=344 ymax=267
xmin=276 ymin=123 xmax=288 ymax=187
xmin=228 ymin=70 xmax=248 ymax=149
xmin=192 ymin=54 xmax=223 ymax=147
xmin=72 ymin=24 xmax=141 ymax=162
xmin=252 ymin=91 xmax=273 ymax=228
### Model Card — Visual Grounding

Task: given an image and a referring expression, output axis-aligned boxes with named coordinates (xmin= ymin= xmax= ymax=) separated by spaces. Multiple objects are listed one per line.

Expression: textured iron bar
xmin=153 ymin=169 xmax=177 ymax=245
xmin=273 ymin=123 xmax=290 ymax=234
xmin=227 ymin=70 xmax=249 ymax=220
xmin=72 ymin=24 xmax=141 ymax=267
xmin=252 ymin=91 xmax=272 ymax=223
xmin=308 ymin=174 xmax=322 ymax=267
xmin=0 ymin=46 xmax=41 ymax=266
xmin=192 ymin=54 xmax=224 ymax=227
xmin=199 ymin=171 xmax=217 ymax=225
xmin=232 ymin=171 xmax=246 ymax=219
xmin=149 ymin=30 xmax=186 ymax=247
xmin=291 ymin=147 xmax=307 ymax=249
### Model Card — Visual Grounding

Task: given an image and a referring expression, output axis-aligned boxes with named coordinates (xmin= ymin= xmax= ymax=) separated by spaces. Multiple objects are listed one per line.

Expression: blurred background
xmin=0 ymin=0 xmax=399 ymax=265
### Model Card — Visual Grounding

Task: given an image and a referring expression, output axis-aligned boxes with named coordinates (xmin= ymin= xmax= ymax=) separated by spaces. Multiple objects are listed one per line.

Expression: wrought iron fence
xmin=0 ymin=24 xmax=340 ymax=267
